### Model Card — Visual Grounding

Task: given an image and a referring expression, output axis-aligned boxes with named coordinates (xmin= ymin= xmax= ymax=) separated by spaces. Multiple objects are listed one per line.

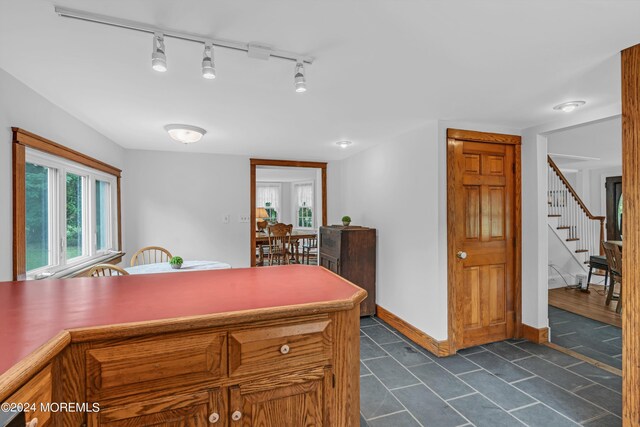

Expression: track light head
xmin=202 ymin=43 xmax=216 ymax=79
xmin=151 ymin=33 xmax=167 ymax=72
xmin=294 ymin=62 xmax=306 ymax=93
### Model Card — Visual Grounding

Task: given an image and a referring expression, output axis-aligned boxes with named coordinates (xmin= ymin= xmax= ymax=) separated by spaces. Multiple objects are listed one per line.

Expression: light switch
xmin=238 ymin=215 xmax=250 ymax=223
xmin=223 ymin=214 xmax=230 ymax=224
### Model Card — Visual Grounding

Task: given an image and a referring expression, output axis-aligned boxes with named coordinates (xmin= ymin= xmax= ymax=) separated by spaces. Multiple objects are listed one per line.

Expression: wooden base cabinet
xmin=320 ymin=226 xmax=376 ymax=316
xmin=3 ymin=309 xmax=361 ymax=427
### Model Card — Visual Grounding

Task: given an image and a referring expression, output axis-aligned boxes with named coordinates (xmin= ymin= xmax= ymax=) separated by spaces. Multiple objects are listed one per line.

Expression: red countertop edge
xmin=0 ymin=265 xmax=367 ymax=401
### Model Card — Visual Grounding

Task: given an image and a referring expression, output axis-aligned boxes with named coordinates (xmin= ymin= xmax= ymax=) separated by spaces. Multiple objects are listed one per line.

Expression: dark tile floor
xmin=359 ymin=316 xmax=621 ymax=427
xmin=548 ymin=305 xmax=622 ymax=369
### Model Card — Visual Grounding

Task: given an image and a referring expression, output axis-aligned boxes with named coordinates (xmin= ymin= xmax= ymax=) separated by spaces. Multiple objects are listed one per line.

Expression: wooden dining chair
xmin=301 ymin=236 xmax=318 ymax=265
xmin=602 ymin=242 xmax=622 ymax=313
xmin=89 ymin=264 xmax=129 ymax=277
xmin=267 ymin=223 xmax=293 ymax=266
xmin=130 ymin=246 xmax=173 ymax=267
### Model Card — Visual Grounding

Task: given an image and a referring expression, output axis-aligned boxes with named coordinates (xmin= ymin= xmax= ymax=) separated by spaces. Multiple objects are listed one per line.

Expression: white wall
xmin=122 ymin=150 xmax=251 ymax=268
xmin=338 ymin=121 xmax=446 ymax=339
xmin=123 ymin=152 xmax=341 ymax=269
xmin=0 ymin=68 xmax=125 ymax=281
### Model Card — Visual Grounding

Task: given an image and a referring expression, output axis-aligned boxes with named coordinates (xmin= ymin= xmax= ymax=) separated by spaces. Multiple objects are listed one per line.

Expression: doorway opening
xmin=545 ymin=117 xmax=622 ymax=372
xmin=249 ymin=159 xmax=327 ymax=267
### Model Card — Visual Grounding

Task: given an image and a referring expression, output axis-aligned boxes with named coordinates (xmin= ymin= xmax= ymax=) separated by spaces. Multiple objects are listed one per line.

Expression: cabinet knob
xmin=280 ymin=344 xmax=290 ymax=355
xmin=208 ymin=412 xmax=220 ymax=423
xmin=231 ymin=410 xmax=242 ymax=421
xmin=26 ymin=418 xmax=38 ymax=427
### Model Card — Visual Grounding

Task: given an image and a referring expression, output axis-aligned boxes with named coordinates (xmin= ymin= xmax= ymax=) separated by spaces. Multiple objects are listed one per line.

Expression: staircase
xmin=547 ymin=156 xmax=605 ymax=267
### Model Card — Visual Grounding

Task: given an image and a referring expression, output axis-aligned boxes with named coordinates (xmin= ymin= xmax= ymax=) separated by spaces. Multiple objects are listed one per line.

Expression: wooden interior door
xmin=447 ymin=129 xmax=521 ymax=350
xmin=606 ymin=176 xmax=623 ymax=241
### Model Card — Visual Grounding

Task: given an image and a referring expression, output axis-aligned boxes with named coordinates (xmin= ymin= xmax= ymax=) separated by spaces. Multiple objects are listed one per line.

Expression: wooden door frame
xmin=446 ymin=128 xmax=522 ymax=353
xmin=250 ymin=159 xmax=328 ymax=267
xmin=621 ymin=43 xmax=640 ymax=425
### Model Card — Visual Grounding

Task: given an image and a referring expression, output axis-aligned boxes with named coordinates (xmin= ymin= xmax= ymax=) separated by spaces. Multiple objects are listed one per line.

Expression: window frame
xmin=13 ymin=128 xmax=122 ymax=281
xmin=256 ymin=182 xmax=282 ymax=223
xmin=292 ymin=180 xmax=315 ymax=230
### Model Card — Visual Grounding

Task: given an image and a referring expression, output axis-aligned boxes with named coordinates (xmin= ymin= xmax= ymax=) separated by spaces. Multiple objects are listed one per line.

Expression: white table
xmin=125 ymin=260 xmax=232 ymax=275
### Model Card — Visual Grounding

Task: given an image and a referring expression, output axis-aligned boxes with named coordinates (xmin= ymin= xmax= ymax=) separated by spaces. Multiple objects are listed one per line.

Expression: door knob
xmin=456 ymin=251 xmax=467 ymax=260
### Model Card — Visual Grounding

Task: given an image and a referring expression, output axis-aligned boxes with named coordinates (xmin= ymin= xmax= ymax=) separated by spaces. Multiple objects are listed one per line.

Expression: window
xmin=23 ymin=148 xmax=119 ymax=278
xmin=256 ymin=183 xmax=281 ymax=222
xmin=294 ymin=182 xmax=314 ymax=229
xmin=13 ymin=128 xmax=122 ymax=280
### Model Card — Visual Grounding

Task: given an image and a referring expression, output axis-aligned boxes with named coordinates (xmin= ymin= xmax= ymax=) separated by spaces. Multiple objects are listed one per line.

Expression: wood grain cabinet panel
xmin=319 ymin=226 xmax=377 ymax=316
xmin=87 ymin=331 xmax=227 ymax=400
xmin=89 ymin=389 xmax=227 ymax=427
xmin=5 ymin=364 xmax=53 ymax=426
xmin=228 ymin=320 xmax=332 ymax=378
xmin=229 ymin=368 xmax=331 ymax=427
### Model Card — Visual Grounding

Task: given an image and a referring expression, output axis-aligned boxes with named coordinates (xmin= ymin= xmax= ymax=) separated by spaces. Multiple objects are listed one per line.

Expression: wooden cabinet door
xmin=89 ymin=389 xmax=227 ymax=427
xmin=319 ymin=254 xmax=340 ymax=274
xmin=229 ymin=368 xmax=331 ymax=426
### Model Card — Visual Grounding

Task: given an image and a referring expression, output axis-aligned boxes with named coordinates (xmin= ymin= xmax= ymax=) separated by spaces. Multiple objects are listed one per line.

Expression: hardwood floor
xmin=549 ymin=284 xmax=621 ymax=328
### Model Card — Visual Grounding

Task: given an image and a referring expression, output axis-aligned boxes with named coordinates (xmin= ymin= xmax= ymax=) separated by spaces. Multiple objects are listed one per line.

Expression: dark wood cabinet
xmin=319 ymin=226 xmax=376 ymax=316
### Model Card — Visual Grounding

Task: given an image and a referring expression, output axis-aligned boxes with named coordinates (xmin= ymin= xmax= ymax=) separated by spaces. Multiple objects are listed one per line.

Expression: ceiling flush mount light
xmin=202 ymin=43 xmax=216 ymax=79
xmin=294 ymin=62 xmax=307 ymax=93
xmin=164 ymin=124 xmax=206 ymax=144
xmin=553 ymin=101 xmax=586 ymax=113
xmin=336 ymin=140 xmax=352 ymax=149
xmin=151 ymin=33 xmax=167 ymax=72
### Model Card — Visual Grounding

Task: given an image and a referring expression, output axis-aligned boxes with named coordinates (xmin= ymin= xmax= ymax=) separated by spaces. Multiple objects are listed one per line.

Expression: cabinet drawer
xmin=228 ymin=319 xmax=332 ymax=377
xmin=89 ymin=391 xmax=219 ymax=427
xmin=87 ymin=331 xmax=227 ymax=400
xmin=5 ymin=364 xmax=52 ymax=426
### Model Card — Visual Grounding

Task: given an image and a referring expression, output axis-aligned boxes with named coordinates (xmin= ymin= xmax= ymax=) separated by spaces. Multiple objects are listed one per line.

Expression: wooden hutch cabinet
xmin=319 ymin=226 xmax=376 ymax=316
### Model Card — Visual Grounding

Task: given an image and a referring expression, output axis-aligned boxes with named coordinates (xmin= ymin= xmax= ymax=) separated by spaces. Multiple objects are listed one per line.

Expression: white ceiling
xmin=548 ymin=116 xmax=621 ymax=170
xmin=1 ymin=0 xmax=639 ymax=161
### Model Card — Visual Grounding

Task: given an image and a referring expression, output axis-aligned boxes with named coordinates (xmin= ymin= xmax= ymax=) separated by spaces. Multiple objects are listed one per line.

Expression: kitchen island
xmin=0 ymin=265 xmax=366 ymax=426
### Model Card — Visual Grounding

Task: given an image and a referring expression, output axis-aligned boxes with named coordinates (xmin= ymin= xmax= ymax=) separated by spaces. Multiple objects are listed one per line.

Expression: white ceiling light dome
xmin=553 ymin=100 xmax=586 ymax=113
xmin=336 ymin=140 xmax=352 ymax=149
xmin=164 ymin=124 xmax=206 ymax=144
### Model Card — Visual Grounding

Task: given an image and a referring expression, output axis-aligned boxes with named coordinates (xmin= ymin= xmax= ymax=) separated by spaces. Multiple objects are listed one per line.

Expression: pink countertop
xmin=0 ymin=265 xmax=363 ymax=375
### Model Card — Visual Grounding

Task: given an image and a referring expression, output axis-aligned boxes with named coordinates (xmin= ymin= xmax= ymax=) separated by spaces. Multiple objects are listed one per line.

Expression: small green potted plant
xmin=341 ymin=215 xmax=351 ymax=226
xmin=170 ymin=256 xmax=184 ymax=270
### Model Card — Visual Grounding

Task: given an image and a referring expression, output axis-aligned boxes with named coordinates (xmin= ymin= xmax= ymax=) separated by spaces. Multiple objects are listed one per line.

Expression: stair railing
xmin=547 ymin=155 xmax=605 ymax=258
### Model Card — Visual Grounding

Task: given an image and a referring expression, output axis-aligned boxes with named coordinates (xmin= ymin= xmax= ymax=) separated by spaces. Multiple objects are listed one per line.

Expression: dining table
xmin=256 ymin=229 xmax=317 ymax=265
xmin=125 ymin=260 xmax=232 ymax=275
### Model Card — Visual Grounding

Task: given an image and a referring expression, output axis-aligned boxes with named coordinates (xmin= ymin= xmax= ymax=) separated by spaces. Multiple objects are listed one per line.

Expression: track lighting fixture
xmin=294 ymin=62 xmax=307 ymax=93
xmin=55 ymin=7 xmax=315 ymax=89
xmin=202 ymin=43 xmax=216 ymax=79
xmin=151 ymin=33 xmax=167 ymax=72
